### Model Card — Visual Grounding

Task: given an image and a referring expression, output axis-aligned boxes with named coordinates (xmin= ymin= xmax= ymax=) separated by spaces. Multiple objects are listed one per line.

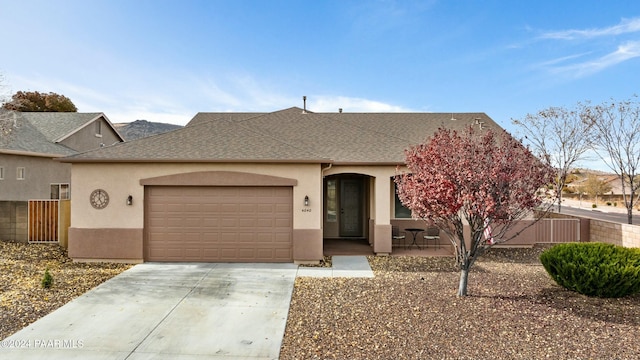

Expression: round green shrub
xmin=539 ymin=243 xmax=640 ymax=298
xmin=592 ymin=204 xmax=597 ymax=208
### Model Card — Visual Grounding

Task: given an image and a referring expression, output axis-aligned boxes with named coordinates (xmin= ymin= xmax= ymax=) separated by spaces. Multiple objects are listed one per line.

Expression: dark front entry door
xmin=340 ymin=178 xmax=363 ymax=237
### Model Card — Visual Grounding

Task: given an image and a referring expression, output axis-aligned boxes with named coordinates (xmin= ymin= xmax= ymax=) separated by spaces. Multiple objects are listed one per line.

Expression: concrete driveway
xmin=1 ymin=262 xmax=298 ymax=360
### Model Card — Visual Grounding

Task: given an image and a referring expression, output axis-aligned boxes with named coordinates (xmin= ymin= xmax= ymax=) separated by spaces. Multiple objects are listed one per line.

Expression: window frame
xmin=16 ymin=167 xmax=25 ymax=180
xmin=95 ymin=121 xmax=102 ymax=137
xmin=50 ymin=183 xmax=71 ymax=200
xmin=392 ymin=180 xmax=412 ymax=219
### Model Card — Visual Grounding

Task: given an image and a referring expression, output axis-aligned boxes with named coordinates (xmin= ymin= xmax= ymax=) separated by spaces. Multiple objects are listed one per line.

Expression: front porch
xmin=323 ymin=238 xmax=453 ymax=257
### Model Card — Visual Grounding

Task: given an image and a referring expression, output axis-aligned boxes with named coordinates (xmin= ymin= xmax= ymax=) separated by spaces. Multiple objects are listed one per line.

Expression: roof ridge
xmin=232 ymin=118 xmax=330 ymax=160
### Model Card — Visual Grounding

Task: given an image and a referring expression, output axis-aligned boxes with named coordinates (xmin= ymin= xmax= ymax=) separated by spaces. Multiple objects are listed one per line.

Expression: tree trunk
xmin=457 ymin=268 xmax=470 ymax=296
xmin=628 ymin=207 xmax=633 ymax=225
xmin=557 ymin=194 xmax=562 ymax=213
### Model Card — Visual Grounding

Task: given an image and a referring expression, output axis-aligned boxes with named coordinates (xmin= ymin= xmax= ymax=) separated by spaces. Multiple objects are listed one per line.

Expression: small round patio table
xmin=404 ymin=228 xmax=425 ymax=250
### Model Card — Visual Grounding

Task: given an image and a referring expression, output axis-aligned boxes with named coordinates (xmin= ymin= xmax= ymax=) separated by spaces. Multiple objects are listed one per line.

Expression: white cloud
xmin=540 ymin=17 xmax=640 ymax=40
xmin=308 ymin=95 xmax=412 ymax=113
xmin=5 ymin=70 xmax=411 ymax=125
xmin=548 ymin=41 xmax=640 ymax=77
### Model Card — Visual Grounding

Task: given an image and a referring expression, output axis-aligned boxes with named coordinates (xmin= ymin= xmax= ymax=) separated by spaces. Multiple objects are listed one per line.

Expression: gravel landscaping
xmin=2 ymin=241 xmax=639 ymax=359
xmin=0 ymin=241 xmax=131 ymax=340
xmin=280 ymin=246 xmax=640 ymax=360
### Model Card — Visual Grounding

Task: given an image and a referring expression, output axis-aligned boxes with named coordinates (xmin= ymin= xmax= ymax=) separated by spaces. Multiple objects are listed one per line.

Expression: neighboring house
xmin=566 ymin=172 xmax=633 ymax=204
xmin=0 ymin=111 xmax=124 ymax=201
xmin=60 ymin=107 xmax=503 ymax=263
xmin=0 ymin=110 xmax=124 ymax=241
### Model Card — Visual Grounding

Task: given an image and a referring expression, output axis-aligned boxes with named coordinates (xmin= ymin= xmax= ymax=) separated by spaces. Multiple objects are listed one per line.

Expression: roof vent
xmin=302 ymin=96 xmax=307 ymax=113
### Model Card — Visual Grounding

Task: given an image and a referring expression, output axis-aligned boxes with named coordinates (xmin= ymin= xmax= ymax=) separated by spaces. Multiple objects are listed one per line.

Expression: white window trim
xmin=50 ymin=183 xmax=71 ymax=200
xmin=0 ymin=166 xmax=4 ymax=180
xmin=95 ymin=121 xmax=102 ymax=137
xmin=17 ymin=167 xmax=25 ymax=180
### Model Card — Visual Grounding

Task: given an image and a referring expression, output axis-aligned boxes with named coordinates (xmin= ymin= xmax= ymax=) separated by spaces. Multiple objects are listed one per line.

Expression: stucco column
xmin=373 ymin=176 xmax=392 ymax=254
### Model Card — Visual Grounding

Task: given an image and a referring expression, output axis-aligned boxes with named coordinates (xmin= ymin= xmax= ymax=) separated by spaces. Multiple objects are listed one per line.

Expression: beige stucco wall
xmin=324 ymin=165 xmax=399 ymax=254
xmin=324 ymin=165 xmax=397 ymax=222
xmin=70 ymin=162 xmax=322 ymax=229
xmin=69 ymin=162 xmax=406 ymax=261
xmin=69 ymin=162 xmax=323 ymax=262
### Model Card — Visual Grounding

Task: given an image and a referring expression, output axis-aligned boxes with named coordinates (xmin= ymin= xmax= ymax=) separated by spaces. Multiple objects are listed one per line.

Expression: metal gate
xmin=28 ymin=200 xmax=59 ymax=242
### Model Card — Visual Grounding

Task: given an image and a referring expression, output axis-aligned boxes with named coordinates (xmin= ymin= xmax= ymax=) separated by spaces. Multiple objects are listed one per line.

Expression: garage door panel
xmin=146 ymin=186 xmax=293 ymax=262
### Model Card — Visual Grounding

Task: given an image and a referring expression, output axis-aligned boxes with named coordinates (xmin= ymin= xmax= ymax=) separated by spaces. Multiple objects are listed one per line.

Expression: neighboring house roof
xmin=22 ymin=112 xmax=125 ymax=143
xmin=0 ymin=110 xmax=124 ymax=157
xmin=0 ymin=111 xmax=76 ymax=157
xmin=60 ymin=107 xmax=502 ymax=165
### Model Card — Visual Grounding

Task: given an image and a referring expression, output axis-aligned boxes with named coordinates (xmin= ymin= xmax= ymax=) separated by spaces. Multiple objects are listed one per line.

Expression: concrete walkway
xmin=296 ymin=255 xmax=374 ymax=278
xmin=1 ymin=256 xmax=373 ymax=359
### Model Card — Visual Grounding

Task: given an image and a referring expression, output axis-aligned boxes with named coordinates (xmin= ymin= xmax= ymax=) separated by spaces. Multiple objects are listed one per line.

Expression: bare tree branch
xmin=512 ymin=103 xmax=595 ymax=212
xmin=586 ymin=96 xmax=640 ymax=224
xmin=0 ymin=74 xmax=18 ymax=136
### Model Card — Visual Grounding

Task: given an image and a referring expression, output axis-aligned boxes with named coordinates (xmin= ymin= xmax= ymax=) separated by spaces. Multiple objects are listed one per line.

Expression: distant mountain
xmin=114 ymin=120 xmax=183 ymax=141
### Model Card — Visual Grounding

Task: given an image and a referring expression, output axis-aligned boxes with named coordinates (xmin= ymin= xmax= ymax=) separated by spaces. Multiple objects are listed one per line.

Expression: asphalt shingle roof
xmin=20 ymin=112 xmax=103 ymax=142
xmin=187 ymin=112 xmax=266 ymax=127
xmin=61 ymin=107 xmax=504 ymax=164
xmin=0 ymin=111 xmax=77 ymax=156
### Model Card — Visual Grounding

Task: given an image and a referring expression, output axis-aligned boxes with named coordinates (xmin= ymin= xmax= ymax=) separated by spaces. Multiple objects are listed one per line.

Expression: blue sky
xmin=1 ymin=1 xmax=639 ymax=169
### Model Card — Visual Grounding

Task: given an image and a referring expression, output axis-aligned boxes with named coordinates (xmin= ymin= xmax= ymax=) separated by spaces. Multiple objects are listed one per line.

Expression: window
xmin=393 ymin=182 xmax=412 ymax=219
xmin=95 ymin=121 xmax=102 ymax=137
xmin=50 ymin=184 xmax=70 ymax=200
xmin=0 ymin=167 xmax=3 ymax=180
xmin=17 ymin=167 xmax=25 ymax=180
xmin=326 ymin=179 xmax=337 ymax=222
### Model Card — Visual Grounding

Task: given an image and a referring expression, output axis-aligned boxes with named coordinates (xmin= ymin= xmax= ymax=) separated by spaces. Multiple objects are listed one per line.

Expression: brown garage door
xmin=145 ymin=186 xmax=293 ymax=262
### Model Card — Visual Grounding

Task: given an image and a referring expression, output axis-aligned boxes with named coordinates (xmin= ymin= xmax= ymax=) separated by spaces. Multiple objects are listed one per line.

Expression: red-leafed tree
xmin=395 ymin=126 xmax=554 ymax=296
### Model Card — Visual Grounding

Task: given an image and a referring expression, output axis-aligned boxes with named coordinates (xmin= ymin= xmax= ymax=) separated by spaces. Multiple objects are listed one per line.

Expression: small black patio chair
xmin=392 ymin=225 xmax=406 ymax=249
xmin=423 ymin=227 xmax=440 ymax=249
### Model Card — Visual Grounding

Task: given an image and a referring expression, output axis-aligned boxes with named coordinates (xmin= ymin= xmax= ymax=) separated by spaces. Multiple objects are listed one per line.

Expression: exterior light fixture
xmin=127 ymin=195 xmax=133 ymax=206
xmin=304 ymin=195 xmax=309 ymax=206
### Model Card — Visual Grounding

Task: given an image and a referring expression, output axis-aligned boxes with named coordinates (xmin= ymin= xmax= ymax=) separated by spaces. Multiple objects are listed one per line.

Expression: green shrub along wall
xmin=540 ymin=242 xmax=640 ymax=298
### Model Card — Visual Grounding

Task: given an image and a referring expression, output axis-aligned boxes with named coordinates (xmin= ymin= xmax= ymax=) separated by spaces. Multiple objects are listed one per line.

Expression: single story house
xmin=60 ymin=106 xmax=503 ymax=263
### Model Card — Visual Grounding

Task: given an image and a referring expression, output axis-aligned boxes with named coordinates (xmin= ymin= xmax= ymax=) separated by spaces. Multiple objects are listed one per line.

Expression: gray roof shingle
xmin=19 ymin=112 xmax=104 ymax=142
xmin=0 ymin=111 xmax=77 ymax=156
xmin=61 ymin=107 xmax=504 ymax=164
xmin=187 ymin=112 xmax=266 ymax=127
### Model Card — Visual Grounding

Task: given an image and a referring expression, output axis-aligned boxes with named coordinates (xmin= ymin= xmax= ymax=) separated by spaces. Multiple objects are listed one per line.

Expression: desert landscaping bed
xmin=2 ymin=242 xmax=639 ymax=359
xmin=280 ymin=246 xmax=640 ymax=360
xmin=0 ymin=241 xmax=131 ymax=340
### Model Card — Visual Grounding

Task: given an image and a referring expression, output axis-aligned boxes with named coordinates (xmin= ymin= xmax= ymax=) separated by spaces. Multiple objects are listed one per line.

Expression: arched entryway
xmin=323 ymin=174 xmax=374 ymax=255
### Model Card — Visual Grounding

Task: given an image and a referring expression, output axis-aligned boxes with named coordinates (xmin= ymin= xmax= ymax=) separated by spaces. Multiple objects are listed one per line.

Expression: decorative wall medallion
xmin=90 ymin=189 xmax=109 ymax=209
